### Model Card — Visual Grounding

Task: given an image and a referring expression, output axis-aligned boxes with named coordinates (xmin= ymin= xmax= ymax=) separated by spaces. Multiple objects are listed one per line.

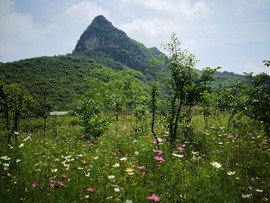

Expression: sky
xmin=0 ymin=0 xmax=270 ymax=75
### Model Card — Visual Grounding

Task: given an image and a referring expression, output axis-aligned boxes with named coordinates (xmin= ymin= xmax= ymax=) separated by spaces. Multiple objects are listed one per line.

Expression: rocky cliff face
xmin=73 ymin=15 xmax=164 ymax=73
xmin=73 ymin=15 xmax=129 ymax=53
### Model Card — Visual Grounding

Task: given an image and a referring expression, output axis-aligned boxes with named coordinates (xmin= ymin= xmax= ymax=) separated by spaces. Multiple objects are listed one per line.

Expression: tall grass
xmin=0 ymin=115 xmax=269 ymax=202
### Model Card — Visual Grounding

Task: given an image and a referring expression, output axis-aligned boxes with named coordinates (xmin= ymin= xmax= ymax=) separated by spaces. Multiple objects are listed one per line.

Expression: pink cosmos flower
xmin=153 ymin=149 xmax=163 ymax=155
xmin=146 ymin=194 xmax=160 ymax=202
xmin=177 ymin=146 xmax=185 ymax=151
xmin=152 ymin=139 xmax=157 ymax=144
xmin=227 ymin=133 xmax=234 ymax=139
xmin=32 ymin=183 xmax=39 ymax=188
xmin=50 ymin=179 xmax=56 ymax=188
xmin=87 ymin=187 xmax=94 ymax=192
xmin=124 ymin=153 xmax=128 ymax=157
xmin=57 ymin=181 xmax=63 ymax=186
xmin=138 ymin=166 xmax=145 ymax=169
xmin=154 ymin=156 xmax=165 ymax=163
xmin=62 ymin=174 xmax=69 ymax=178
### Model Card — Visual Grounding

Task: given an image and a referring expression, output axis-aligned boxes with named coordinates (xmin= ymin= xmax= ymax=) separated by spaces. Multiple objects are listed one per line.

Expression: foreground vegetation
xmin=0 ymin=114 xmax=269 ymax=202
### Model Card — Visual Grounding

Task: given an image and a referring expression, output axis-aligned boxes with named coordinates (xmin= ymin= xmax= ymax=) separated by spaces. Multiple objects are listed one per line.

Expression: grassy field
xmin=0 ymin=115 xmax=269 ymax=202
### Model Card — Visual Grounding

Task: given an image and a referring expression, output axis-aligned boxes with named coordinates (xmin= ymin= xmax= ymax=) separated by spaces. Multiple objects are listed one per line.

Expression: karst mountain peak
xmin=73 ymin=15 xmax=129 ymax=53
xmin=73 ymin=15 xmax=164 ymax=73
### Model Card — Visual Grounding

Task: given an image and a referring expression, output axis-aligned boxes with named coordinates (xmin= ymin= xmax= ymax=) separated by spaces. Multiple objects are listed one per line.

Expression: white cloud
xmin=118 ymin=0 xmax=209 ymax=20
xmin=243 ymin=61 xmax=270 ymax=75
xmin=118 ymin=0 xmax=209 ymax=49
xmin=120 ymin=18 xmax=175 ymax=47
xmin=65 ymin=1 xmax=110 ymax=24
xmin=0 ymin=0 xmax=49 ymax=61
xmin=182 ymin=1 xmax=209 ymax=20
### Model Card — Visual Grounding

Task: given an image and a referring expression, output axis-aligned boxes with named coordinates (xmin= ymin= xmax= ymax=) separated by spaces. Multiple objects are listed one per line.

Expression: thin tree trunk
xmin=169 ymin=91 xmax=178 ymax=144
xmin=151 ymin=85 xmax=159 ymax=148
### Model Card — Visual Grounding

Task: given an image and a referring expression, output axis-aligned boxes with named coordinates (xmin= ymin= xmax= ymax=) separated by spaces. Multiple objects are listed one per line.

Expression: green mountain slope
xmin=0 ymin=55 xmax=103 ymax=109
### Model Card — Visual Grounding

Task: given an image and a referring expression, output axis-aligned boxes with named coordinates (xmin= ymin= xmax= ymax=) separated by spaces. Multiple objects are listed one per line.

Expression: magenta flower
xmin=78 ymin=136 xmax=84 ymax=139
xmin=177 ymin=146 xmax=185 ymax=151
xmin=87 ymin=187 xmax=94 ymax=192
xmin=153 ymin=149 xmax=163 ymax=155
xmin=154 ymin=156 xmax=165 ymax=163
xmin=146 ymin=194 xmax=160 ymax=202
xmin=227 ymin=133 xmax=234 ymax=139
xmin=138 ymin=165 xmax=145 ymax=169
xmin=50 ymin=179 xmax=56 ymax=188
xmin=32 ymin=183 xmax=39 ymax=188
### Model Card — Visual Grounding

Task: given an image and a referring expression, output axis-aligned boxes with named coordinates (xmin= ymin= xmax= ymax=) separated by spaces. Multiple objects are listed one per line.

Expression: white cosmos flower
xmin=126 ymin=168 xmax=134 ymax=175
xmin=23 ymin=136 xmax=32 ymax=142
xmin=241 ymin=193 xmax=252 ymax=198
xmin=18 ymin=143 xmax=24 ymax=148
xmin=120 ymin=157 xmax=127 ymax=161
xmin=113 ymin=163 xmax=120 ymax=167
xmin=227 ymin=171 xmax=236 ymax=176
xmin=108 ymin=175 xmax=115 ymax=180
xmin=51 ymin=168 xmax=58 ymax=173
xmin=1 ymin=156 xmax=11 ymax=161
xmin=172 ymin=153 xmax=184 ymax=158
xmin=3 ymin=163 xmax=10 ymax=167
xmin=255 ymin=189 xmax=263 ymax=193
xmin=211 ymin=161 xmax=222 ymax=169
xmin=114 ymin=187 xmax=120 ymax=192
xmin=61 ymin=155 xmax=72 ymax=159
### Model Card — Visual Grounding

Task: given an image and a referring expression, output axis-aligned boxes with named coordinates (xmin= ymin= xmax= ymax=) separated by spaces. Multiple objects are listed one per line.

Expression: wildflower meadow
xmin=0 ymin=113 xmax=269 ymax=202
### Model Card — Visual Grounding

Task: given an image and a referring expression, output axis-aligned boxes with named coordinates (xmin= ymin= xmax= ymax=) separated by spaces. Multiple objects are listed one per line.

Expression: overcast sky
xmin=0 ymin=0 xmax=269 ymax=74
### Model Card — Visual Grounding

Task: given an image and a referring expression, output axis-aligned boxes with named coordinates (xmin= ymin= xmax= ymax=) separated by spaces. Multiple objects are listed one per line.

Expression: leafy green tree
xmin=248 ymin=61 xmax=270 ymax=136
xmin=76 ymin=98 xmax=109 ymax=139
xmin=0 ymin=81 xmax=32 ymax=144
xmin=199 ymin=91 xmax=216 ymax=129
xmin=163 ymin=33 xmax=218 ymax=144
xmin=85 ymin=67 xmax=148 ymax=120
xmin=163 ymin=33 xmax=197 ymax=143
xmin=215 ymin=84 xmax=249 ymax=128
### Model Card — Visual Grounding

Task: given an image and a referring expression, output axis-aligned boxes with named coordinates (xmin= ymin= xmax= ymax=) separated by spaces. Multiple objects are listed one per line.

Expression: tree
xmin=215 ymin=84 xmax=249 ymax=128
xmin=247 ymin=60 xmax=270 ymax=136
xmin=163 ymin=33 xmax=219 ymax=144
xmin=0 ymin=81 xmax=32 ymax=144
xmin=163 ymin=33 xmax=198 ymax=144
